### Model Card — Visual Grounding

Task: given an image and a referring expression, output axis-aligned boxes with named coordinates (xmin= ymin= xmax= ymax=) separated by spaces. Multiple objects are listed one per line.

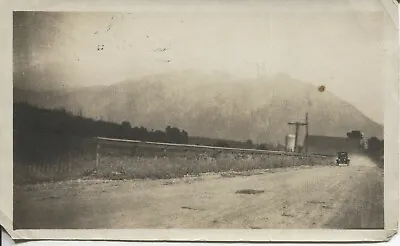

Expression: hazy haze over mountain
xmin=12 ymin=0 xmax=399 ymax=126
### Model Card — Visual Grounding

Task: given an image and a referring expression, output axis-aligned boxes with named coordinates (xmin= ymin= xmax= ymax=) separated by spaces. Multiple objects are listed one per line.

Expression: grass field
xmin=14 ymin=138 xmax=334 ymax=185
xmin=94 ymin=147 xmax=333 ymax=180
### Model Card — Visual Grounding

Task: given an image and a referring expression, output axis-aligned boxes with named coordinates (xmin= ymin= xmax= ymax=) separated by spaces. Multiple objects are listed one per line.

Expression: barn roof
xmin=304 ymin=135 xmax=359 ymax=156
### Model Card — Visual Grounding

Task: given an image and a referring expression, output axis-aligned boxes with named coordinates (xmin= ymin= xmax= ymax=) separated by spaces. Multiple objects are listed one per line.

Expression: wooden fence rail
xmin=96 ymin=136 xmax=335 ymax=158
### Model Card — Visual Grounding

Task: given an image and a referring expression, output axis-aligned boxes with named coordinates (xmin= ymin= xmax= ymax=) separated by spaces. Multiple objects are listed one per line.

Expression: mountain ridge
xmin=13 ymin=72 xmax=383 ymax=144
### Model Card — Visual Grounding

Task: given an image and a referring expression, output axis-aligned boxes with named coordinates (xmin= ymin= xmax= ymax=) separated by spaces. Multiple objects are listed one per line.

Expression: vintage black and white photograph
xmin=9 ymin=0 xmax=396 ymax=234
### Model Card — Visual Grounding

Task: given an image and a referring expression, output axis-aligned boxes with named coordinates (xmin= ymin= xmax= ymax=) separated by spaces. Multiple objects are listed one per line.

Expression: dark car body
xmin=336 ymin=152 xmax=350 ymax=165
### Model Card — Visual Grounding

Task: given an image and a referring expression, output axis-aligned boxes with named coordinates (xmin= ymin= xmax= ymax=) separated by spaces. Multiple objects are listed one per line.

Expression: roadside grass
xmin=92 ymin=152 xmax=331 ymax=181
xmin=13 ymin=153 xmax=96 ymax=185
xmin=14 ymin=148 xmax=333 ymax=185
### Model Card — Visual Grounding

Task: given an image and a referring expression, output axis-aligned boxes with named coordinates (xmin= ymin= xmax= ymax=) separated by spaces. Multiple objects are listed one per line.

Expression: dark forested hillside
xmin=13 ymin=102 xmax=189 ymax=166
xmin=14 ymin=102 xmax=189 ymax=143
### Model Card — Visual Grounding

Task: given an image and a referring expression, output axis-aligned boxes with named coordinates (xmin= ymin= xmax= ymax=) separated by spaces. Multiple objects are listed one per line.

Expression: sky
xmin=12 ymin=0 xmax=398 ymax=125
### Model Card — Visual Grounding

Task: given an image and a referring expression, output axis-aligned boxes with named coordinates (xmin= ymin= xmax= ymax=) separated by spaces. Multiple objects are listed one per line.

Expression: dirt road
xmin=14 ymin=155 xmax=384 ymax=229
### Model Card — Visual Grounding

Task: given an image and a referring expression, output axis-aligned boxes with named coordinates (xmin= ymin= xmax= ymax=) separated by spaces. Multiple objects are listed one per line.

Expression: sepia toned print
xmin=5 ymin=0 xmax=398 ymax=240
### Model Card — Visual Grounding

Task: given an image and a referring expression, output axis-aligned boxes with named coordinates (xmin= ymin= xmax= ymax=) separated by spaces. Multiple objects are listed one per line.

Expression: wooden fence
xmin=96 ymin=136 xmax=335 ymax=158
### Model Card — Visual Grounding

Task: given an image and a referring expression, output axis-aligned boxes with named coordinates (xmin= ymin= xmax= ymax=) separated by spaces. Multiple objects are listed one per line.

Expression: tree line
xmin=14 ymin=102 xmax=189 ymax=144
xmin=13 ymin=102 xmax=192 ymax=166
xmin=346 ymin=130 xmax=384 ymax=161
xmin=346 ymin=129 xmax=384 ymax=168
xmin=366 ymin=136 xmax=384 ymax=167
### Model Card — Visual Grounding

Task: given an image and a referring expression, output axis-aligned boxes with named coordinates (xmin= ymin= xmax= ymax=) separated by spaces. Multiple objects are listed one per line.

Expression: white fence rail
xmin=96 ymin=137 xmax=335 ymax=158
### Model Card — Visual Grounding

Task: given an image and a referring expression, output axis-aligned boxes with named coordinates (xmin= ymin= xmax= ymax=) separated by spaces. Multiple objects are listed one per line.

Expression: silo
xmin=285 ymin=134 xmax=296 ymax=152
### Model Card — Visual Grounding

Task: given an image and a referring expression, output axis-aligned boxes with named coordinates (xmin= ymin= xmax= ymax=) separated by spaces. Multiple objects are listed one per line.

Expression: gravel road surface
xmin=14 ymin=155 xmax=383 ymax=229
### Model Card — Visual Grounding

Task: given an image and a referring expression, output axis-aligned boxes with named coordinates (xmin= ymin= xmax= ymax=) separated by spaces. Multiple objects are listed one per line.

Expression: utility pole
xmin=305 ymin=113 xmax=309 ymax=155
xmin=288 ymin=113 xmax=308 ymax=153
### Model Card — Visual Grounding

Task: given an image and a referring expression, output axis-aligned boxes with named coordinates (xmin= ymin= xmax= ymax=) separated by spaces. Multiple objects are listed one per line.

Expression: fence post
xmin=96 ymin=142 xmax=100 ymax=169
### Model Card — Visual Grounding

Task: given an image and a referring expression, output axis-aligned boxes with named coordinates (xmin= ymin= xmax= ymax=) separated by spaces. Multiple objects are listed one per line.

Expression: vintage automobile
xmin=336 ymin=151 xmax=350 ymax=166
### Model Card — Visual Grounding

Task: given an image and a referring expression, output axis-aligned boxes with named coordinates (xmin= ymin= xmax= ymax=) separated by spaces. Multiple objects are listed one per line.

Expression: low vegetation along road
xmin=14 ymin=155 xmax=384 ymax=229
